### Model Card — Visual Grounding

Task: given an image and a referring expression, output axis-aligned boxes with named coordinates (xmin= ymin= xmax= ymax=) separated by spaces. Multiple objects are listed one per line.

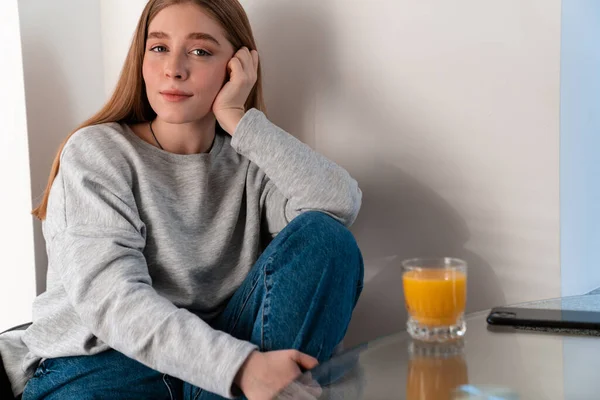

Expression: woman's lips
xmin=160 ymin=91 xmax=193 ymax=102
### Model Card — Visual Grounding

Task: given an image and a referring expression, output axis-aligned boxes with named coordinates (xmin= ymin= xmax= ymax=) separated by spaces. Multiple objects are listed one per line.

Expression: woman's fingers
xmin=227 ymin=57 xmax=244 ymax=80
xmin=234 ymin=47 xmax=258 ymax=81
xmin=251 ymin=49 xmax=259 ymax=71
xmin=235 ymin=47 xmax=252 ymax=72
xmin=293 ymin=351 xmax=319 ymax=370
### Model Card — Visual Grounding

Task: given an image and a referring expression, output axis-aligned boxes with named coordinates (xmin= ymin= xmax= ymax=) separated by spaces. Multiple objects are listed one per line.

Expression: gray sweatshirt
xmin=0 ymin=109 xmax=361 ymax=398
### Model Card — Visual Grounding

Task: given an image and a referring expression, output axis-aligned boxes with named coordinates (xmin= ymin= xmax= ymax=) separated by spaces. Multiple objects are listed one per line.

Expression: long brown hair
xmin=32 ymin=0 xmax=265 ymax=220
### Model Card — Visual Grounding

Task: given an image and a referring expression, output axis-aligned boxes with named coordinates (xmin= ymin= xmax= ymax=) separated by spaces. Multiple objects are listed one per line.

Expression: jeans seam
xmin=313 ymin=342 xmax=325 ymax=362
xmin=192 ymin=387 xmax=202 ymax=400
xmin=261 ymin=265 xmax=266 ymax=350
xmin=261 ymin=257 xmax=274 ymax=350
xmin=260 ymin=289 xmax=265 ymax=350
xmin=162 ymin=374 xmax=174 ymax=400
xmin=230 ymin=275 xmax=261 ymax=333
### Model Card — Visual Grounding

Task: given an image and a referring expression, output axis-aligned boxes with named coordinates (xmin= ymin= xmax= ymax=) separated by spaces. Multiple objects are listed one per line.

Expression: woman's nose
xmin=164 ymin=54 xmax=188 ymax=80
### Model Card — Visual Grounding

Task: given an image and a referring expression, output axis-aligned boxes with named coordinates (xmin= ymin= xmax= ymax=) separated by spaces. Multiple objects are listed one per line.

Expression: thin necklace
xmin=148 ymin=120 xmax=164 ymax=150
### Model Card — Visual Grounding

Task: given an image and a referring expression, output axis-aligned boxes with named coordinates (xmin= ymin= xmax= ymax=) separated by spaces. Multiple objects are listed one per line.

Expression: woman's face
xmin=143 ymin=3 xmax=235 ymax=124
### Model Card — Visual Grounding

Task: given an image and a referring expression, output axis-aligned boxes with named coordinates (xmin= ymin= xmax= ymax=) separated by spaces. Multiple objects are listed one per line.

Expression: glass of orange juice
xmin=402 ymin=257 xmax=467 ymax=342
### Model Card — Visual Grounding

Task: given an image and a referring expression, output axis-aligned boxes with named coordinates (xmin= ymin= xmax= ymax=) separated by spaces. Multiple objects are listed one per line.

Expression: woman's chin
xmin=155 ymin=111 xmax=211 ymax=125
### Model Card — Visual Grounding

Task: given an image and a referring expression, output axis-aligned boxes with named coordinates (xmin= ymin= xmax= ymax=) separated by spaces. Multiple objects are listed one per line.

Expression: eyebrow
xmin=147 ymin=31 xmax=221 ymax=46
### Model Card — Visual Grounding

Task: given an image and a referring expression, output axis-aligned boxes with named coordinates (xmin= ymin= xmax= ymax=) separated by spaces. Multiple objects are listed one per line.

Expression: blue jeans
xmin=22 ymin=212 xmax=364 ymax=400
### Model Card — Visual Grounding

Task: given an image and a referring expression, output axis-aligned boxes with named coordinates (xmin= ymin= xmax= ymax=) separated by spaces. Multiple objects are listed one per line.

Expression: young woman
xmin=7 ymin=0 xmax=363 ymax=399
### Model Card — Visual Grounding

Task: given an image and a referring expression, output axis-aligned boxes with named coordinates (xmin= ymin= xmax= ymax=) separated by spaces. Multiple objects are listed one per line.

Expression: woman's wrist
xmin=217 ymin=108 xmax=245 ymax=136
xmin=234 ymin=349 xmax=260 ymax=391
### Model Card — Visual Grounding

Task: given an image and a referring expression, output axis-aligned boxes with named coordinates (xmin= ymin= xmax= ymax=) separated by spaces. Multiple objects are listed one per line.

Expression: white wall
xmin=100 ymin=0 xmax=148 ymax=97
xmin=241 ymin=0 xmax=562 ymax=345
xmin=18 ymin=0 xmax=106 ymax=294
xmin=0 ymin=0 xmax=36 ymax=332
xmin=14 ymin=0 xmax=562 ymax=345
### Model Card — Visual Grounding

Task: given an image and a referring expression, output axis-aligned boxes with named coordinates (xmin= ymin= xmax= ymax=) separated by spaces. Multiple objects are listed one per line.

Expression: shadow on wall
xmin=247 ymin=0 xmax=336 ymax=148
xmin=20 ymin=42 xmax=74 ymax=295
xmin=250 ymin=0 xmax=506 ymax=347
xmin=346 ymin=166 xmax=504 ymax=346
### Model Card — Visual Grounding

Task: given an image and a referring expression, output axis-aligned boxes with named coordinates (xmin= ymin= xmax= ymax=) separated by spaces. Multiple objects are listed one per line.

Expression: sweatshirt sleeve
xmin=47 ymin=134 xmax=256 ymax=398
xmin=230 ymin=109 xmax=362 ymax=235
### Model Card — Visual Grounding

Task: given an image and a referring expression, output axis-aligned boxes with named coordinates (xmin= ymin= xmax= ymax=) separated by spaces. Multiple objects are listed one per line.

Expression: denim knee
xmin=289 ymin=211 xmax=364 ymax=281
xmin=290 ymin=211 xmax=356 ymax=245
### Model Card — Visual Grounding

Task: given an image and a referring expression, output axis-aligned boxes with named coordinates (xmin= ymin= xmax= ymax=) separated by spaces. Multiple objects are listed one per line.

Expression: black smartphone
xmin=487 ymin=306 xmax=600 ymax=330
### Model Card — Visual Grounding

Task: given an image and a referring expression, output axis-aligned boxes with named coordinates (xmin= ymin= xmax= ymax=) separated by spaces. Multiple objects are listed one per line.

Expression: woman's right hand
xmin=234 ymin=350 xmax=319 ymax=400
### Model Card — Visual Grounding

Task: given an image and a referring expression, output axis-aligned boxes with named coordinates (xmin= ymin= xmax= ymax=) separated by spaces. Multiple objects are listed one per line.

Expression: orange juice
xmin=407 ymin=353 xmax=468 ymax=400
xmin=403 ymin=269 xmax=466 ymax=326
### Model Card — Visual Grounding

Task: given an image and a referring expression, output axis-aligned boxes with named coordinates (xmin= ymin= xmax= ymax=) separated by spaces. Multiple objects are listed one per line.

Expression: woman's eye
xmin=150 ymin=46 xmax=167 ymax=53
xmin=191 ymin=49 xmax=211 ymax=57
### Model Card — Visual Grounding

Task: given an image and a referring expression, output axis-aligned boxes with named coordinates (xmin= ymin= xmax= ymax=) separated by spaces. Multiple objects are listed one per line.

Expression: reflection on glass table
xmin=276 ymin=295 xmax=600 ymax=400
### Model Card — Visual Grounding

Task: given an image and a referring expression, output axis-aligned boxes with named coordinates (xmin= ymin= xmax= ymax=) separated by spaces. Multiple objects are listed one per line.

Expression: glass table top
xmin=276 ymin=295 xmax=600 ymax=399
